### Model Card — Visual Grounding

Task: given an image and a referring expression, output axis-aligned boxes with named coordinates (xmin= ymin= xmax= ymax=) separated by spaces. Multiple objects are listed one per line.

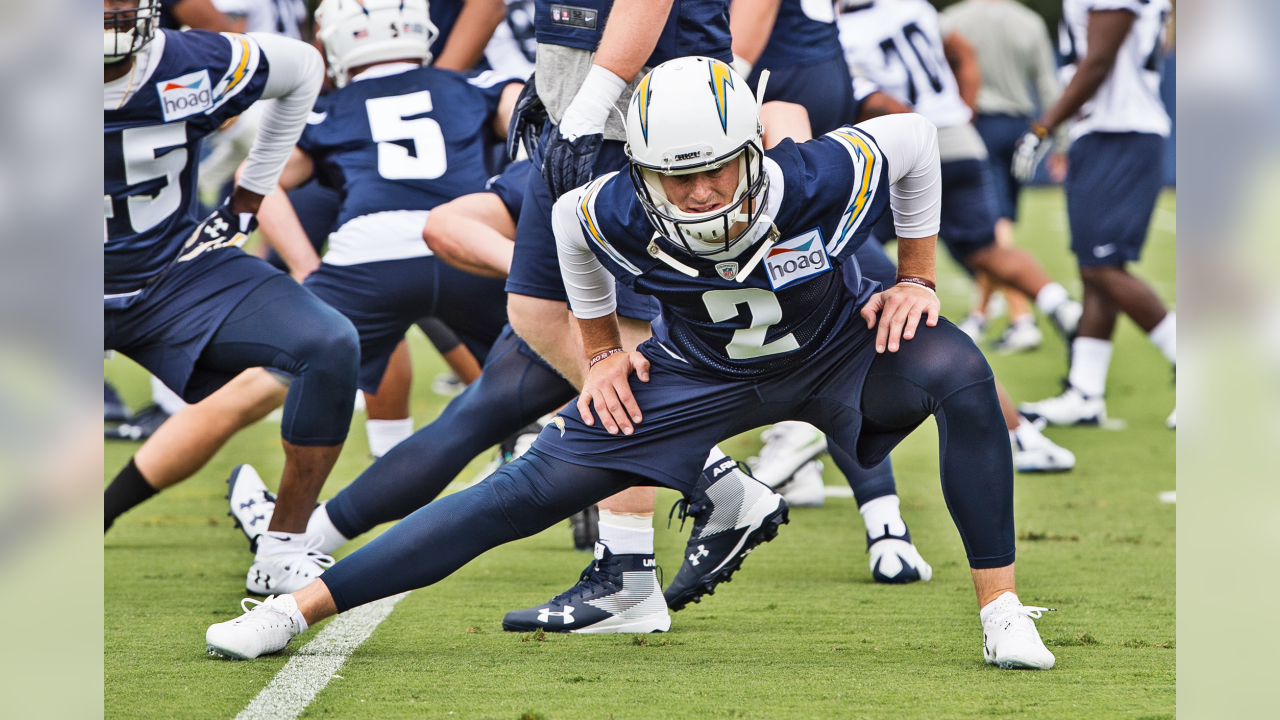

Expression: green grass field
xmin=105 ymin=187 xmax=1176 ymax=719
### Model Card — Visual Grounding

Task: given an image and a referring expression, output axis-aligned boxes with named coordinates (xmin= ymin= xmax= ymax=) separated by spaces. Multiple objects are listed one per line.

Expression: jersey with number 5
xmin=562 ymin=127 xmax=893 ymax=379
xmin=298 ymin=67 xmax=520 ymax=230
xmin=837 ymin=0 xmax=971 ymax=129
xmin=104 ymin=29 xmax=269 ymax=297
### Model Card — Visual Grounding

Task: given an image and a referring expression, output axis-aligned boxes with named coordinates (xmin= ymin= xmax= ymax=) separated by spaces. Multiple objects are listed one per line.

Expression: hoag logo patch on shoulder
xmin=765 ymin=228 xmax=830 ymax=290
xmin=156 ymin=69 xmax=213 ymax=122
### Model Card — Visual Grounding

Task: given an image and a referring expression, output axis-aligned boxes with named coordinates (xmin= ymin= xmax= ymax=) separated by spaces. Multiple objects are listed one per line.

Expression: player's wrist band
xmin=896 ymin=276 xmax=937 ymax=294
xmin=1030 ymin=122 xmax=1050 ymax=140
xmin=589 ymin=348 xmax=624 ymax=368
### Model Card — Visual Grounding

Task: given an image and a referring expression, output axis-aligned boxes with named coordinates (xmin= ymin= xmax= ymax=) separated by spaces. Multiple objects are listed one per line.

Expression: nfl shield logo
xmin=715 ymin=261 xmax=739 ymax=280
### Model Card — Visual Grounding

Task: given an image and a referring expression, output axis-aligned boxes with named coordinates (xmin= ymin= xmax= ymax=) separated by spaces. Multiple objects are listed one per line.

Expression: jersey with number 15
xmin=298 ymin=66 xmax=519 ymax=230
xmin=104 ymin=29 xmax=270 ymax=298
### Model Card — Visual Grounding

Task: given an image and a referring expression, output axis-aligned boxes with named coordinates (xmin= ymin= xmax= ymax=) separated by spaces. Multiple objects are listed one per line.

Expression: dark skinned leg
xmin=1078 ymin=264 xmax=1168 ymax=334
xmin=271 ymin=442 xmax=345 ymax=532
xmin=964 ymin=245 xmax=1052 ymax=300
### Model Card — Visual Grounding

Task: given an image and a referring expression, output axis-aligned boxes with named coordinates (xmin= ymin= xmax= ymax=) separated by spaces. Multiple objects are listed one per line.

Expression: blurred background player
xmin=940 ymin=0 xmax=1063 ymax=353
xmin=1015 ymin=0 xmax=1176 ymax=428
xmin=838 ymin=0 xmax=1082 ymax=350
xmin=102 ymin=0 xmax=363 ymax=600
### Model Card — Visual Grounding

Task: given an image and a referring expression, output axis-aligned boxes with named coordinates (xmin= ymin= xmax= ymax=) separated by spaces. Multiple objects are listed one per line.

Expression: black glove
xmin=506 ymin=73 xmax=548 ymax=162
xmin=177 ymin=200 xmax=256 ymax=263
xmin=541 ymin=127 xmax=603 ymax=200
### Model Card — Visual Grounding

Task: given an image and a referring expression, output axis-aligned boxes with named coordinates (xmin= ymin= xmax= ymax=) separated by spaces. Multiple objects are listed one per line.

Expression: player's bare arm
xmin=860 ymin=234 xmax=941 ymax=354
xmin=431 ymin=0 xmax=507 ymax=71
xmin=942 ymin=32 xmax=981 ymax=112
xmin=1038 ymin=9 xmax=1135 ymax=132
xmin=729 ymin=0 xmax=783 ymax=69
xmin=246 ymin=147 xmax=321 ymax=281
xmin=576 ymin=312 xmax=650 ymax=436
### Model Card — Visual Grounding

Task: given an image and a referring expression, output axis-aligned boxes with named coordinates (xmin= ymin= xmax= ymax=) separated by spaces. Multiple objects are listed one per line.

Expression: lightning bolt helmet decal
xmin=707 ymin=59 xmax=734 ymax=133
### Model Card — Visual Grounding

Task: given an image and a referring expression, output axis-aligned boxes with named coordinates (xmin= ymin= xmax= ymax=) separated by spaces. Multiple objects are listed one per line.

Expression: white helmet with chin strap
xmin=316 ymin=0 xmax=439 ymax=88
xmin=104 ymin=0 xmax=160 ymax=65
xmin=625 ymin=56 xmax=770 ymax=258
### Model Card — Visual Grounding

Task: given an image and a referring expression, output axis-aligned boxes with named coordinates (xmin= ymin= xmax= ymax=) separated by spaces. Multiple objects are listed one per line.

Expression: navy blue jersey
xmin=573 ymin=127 xmax=891 ymax=378
xmin=104 ymin=29 xmax=270 ymax=298
xmin=756 ymin=0 xmax=843 ymax=68
xmin=298 ymin=68 xmax=520 ymax=228
xmin=533 ymin=0 xmax=732 ymax=65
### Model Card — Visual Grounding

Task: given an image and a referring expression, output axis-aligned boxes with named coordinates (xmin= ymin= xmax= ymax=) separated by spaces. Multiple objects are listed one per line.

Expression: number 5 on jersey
xmin=366 ymin=90 xmax=448 ymax=180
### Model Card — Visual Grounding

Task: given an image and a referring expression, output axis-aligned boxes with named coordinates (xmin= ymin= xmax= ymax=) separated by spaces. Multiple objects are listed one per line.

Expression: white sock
xmin=150 ymin=375 xmax=189 ymax=415
xmin=1147 ymin=312 xmax=1176 ymax=365
xmin=1067 ymin=337 xmax=1113 ymax=398
xmin=255 ymin=531 xmax=306 ymax=559
xmin=366 ymin=418 xmax=414 ymax=457
xmin=307 ymin=503 xmax=349 ymax=555
xmin=1035 ymin=282 xmax=1069 ymax=315
xmin=703 ymin=445 xmax=728 ymax=468
xmin=860 ymin=494 xmax=907 ymax=540
xmin=597 ymin=510 xmax=654 ymax=555
xmin=1011 ymin=313 xmax=1036 ymax=328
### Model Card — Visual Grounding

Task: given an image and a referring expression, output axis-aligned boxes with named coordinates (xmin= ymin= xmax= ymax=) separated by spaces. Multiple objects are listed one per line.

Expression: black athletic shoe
xmin=867 ymin=526 xmax=933 ymax=584
xmin=503 ymin=543 xmax=670 ymax=633
xmin=569 ymin=504 xmax=599 ymax=551
xmin=104 ymin=380 xmax=131 ymax=423
xmin=663 ymin=457 xmax=789 ymax=612
xmin=106 ymin=404 xmax=170 ymax=441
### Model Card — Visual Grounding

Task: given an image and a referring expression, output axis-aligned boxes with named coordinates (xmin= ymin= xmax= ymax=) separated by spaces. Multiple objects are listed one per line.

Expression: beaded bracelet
xmin=589 ymin=348 xmax=624 ymax=368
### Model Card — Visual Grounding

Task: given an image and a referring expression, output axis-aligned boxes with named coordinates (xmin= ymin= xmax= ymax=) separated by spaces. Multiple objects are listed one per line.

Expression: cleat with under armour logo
xmin=867 ymin=526 xmax=932 ymax=584
xmin=502 ymin=543 xmax=670 ymax=634
xmin=227 ymin=465 xmax=275 ymax=554
xmin=663 ymin=458 xmax=789 ymax=612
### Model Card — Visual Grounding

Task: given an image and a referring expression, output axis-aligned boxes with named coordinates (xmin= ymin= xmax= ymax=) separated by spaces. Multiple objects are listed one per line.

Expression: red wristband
xmin=895 ymin=275 xmax=936 ymax=292
xmin=589 ymin=348 xmax=624 ymax=368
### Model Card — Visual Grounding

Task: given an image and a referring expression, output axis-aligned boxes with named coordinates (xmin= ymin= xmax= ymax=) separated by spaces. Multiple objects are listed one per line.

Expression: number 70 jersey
xmin=104 ymin=29 xmax=270 ymax=298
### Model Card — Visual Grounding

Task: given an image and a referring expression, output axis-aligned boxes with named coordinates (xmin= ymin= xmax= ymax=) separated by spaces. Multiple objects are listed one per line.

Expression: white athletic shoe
xmin=227 ymin=465 xmax=275 ymax=552
xmin=1012 ymin=424 xmax=1076 ymax=473
xmin=981 ymin=592 xmax=1056 ymax=670
xmin=868 ymin=534 xmax=932 ymax=584
xmin=777 ymin=460 xmax=826 ymax=508
xmin=1166 ymin=407 xmax=1176 ymax=429
xmin=749 ymin=421 xmax=828 ymax=488
xmin=206 ymin=595 xmax=306 ymax=660
xmin=992 ymin=321 xmax=1043 ymax=355
xmin=958 ymin=313 xmax=987 ymax=343
xmin=1050 ymin=300 xmax=1083 ymax=338
xmin=247 ymin=535 xmax=335 ymax=595
xmin=1019 ymin=387 xmax=1106 ymax=426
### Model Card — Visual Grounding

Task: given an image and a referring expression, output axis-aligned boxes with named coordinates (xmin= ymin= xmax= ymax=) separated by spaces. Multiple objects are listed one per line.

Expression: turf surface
xmin=105 ymin=188 xmax=1176 ymax=719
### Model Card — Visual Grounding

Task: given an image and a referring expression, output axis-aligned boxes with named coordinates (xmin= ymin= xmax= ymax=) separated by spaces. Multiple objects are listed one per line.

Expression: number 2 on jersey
xmin=702 ymin=288 xmax=799 ymax=360
xmin=366 ymin=90 xmax=448 ymax=180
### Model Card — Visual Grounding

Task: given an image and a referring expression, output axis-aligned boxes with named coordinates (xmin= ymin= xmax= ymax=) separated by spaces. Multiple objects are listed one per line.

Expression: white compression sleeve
xmin=236 ymin=33 xmax=324 ymax=196
xmin=856 ymin=113 xmax=942 ymax=239
xmin=553 ymin=189 xmax=618 ymax=319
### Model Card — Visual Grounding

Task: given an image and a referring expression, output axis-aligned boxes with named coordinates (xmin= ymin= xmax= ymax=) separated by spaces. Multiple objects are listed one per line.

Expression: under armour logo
xmin=688 ymin=545 xmax=710 ymax=565
xmin=255 ymin=570 xmax=272 ymax=590
xmin=711 ymin=459 xmax=736 ymax=477
xmin=249 ymin=513 xmax=265 ymax=527
xmin=204 ymin=217 xmax=230 ymax=237
xmin=537 ymin=606 xmax=575 ymax=624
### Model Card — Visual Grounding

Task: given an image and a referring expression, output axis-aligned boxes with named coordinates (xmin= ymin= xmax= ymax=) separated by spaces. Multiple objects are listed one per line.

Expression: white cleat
xmin=958 ymin=313 xmax=987 ymax=343
xmin=992 ymin=321 xmax=1043 ymax=355
xmin=227 ymin=465 xmax=275 ymax=553
xmin=749 ymin=421 xmax=828 ymax=488
xmin=868 ymin=534 xmax=932 ymax=584
xmin=1013 ymin=425 xmax=1076 ymax=473
xmin=981 ymin=592 xmax=1056 ymax=670
xmin=1019 ymin=387 xmax=1106 ymax=426
xmin=776 ymin=459 xmax=826 ymax=508
xmin=1166 ymin=407 xmax=1176 ymax=429
xmin=206 ymin=594 xmax=307 ymax=660
xmin=1050 ymin=300 xmax=1083 ymax=338
xmin=247 ymin=535 xmax=335 ymax=595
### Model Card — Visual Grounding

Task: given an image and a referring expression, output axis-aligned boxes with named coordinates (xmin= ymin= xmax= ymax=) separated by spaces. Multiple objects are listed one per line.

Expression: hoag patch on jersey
xmin=156 ymin=69 xmax=212 ymax=122
xmin=765 ymin=228 xmax=830 ymax=290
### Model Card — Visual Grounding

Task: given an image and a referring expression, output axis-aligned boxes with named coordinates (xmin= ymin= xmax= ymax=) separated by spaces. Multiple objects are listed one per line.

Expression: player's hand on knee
xmin=578 ymin=351 xmax=649 ymax=435
xmin=861 ymin=285 xmax=940 ymax=354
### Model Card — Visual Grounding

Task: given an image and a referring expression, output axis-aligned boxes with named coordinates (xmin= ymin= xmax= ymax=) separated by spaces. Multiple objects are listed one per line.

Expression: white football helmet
xmin=625 ymin=57 xmax=769 ymax=257
xmin=104 ymin=0 xmax=160 ymax=65
xmin=316 ymin=0 xmax=439 ymax=88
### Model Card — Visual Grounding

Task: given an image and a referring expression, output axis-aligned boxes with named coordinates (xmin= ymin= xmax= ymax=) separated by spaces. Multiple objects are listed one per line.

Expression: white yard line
xmin=234 ymin=593 xmax=408 ymax=720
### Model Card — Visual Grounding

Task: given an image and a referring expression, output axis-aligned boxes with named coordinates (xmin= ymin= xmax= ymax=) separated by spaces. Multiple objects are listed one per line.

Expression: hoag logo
xmin=156 ymin=69 xmax=213 ymax=122
xmin=765 ymin=228 xmax=830 ymax=290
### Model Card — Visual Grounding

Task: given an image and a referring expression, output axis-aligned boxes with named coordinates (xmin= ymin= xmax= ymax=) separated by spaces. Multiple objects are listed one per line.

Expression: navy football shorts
xmin=749 ymin=54 xmax=856 ymax=137
xmin=868 ymin=158 xmax=998 ymax=266
xmin=104 ymin=247 xmax=283 ymax=402
xmin=486 ymin=158 xmax=532 ymax=221
xmin=1066 ymin=132 xmax=1165 ymax=268
xmin=505 ymin=122 xmax=661 ymax=322
xmin=973 ymin=113 xmax=1032 ymax=221
xmin=305 ymin=256 xmax=508 ymax=393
